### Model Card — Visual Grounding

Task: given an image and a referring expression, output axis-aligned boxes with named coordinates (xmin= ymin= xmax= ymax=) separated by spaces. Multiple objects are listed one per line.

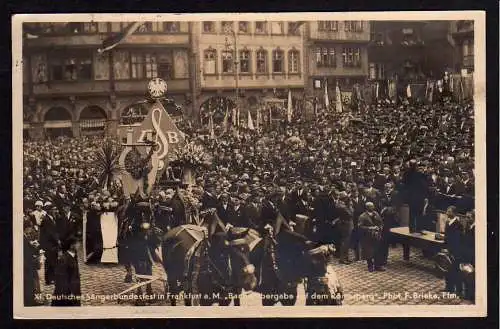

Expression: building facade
xmin=304 ymin=20 xmax=371 ymax=98
xmin=23 ymin=22 xmax=192 ymax=139
xmin=192 ymin=20 xmax=306 ymax=124
xmin=450 ymin=20 xmax=474 ymax=74
xmin=368 ymin=21 xmax=459 ymax=83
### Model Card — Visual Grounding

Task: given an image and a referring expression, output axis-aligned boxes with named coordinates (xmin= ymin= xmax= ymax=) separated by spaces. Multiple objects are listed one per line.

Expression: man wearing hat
xmin=51 ymin=235 xmax=81 ymax=306
xmin=39 ymin=202 xmax=60 ymax=285
xmin=358 ymin=202 xmax=385 ymax=272
xmin=335 ymin=191 xmax=354 ymax=264
xmin=400 ymin=159 xmax=431 ymax=233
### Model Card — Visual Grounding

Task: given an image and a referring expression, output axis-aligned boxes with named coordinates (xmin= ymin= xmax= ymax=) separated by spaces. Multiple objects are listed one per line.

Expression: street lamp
xmin=224 ymin=25 xmax=240 ymax=127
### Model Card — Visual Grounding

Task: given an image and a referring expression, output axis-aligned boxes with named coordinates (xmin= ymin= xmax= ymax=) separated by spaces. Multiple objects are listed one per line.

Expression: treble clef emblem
xmin=152 ymin=107 xmax=169 ymax=170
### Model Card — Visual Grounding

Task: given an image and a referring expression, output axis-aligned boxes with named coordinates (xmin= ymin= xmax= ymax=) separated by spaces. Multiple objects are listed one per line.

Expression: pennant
xmin=406 ymin=84 xmax=412 ymax=98
xmin=118 ymin=100 xmax=185 ymax=197
xmin=324 ymin=80 xmax=330 ymax=109
xmin=222 ymin=107 xmax=229 ymax=132
xmin=209 ymin=114 xmax=215 ymax=139
xmin=98 ymin=22 xmax=143 ymax=53
xmin=335 ymin=83 xmax=343 ymax=113
xmin=256 ymin=108 xmax=261 ymax=129
xmin=287 ymin=89 xmax=293 ymax=123
xmin=248 ymin=111 xmax=255 ymax=130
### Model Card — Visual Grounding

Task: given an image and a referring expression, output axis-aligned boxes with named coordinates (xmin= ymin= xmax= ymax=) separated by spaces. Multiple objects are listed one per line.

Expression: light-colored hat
xmin=35 ymin=200 xmax=44 ymax=207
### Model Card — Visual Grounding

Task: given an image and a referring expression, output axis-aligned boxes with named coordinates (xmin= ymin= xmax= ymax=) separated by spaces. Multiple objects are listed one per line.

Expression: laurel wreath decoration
xmin=124 ymin=147 xmax=154 ymax=193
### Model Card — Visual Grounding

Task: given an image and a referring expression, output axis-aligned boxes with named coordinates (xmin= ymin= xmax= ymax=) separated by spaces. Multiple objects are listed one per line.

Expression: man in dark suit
xmin=351 ymin=189 xmax=366 ymax=261
xmin=200 ymin=184 xmax=219 ymax=211
xmin=58 ymin=201 xmax=80 ymax=243
xmin=39 ymin=203 xmax=60 ymax=285
xmin=400 ymin=160 xmax=430 ymax=233
xmin=170 ymin=186 xmax=187 ymax=227
xmin=241 ymin=194 xmax=260 ymax=230
xmin=216 ymin=192 xmax=231 ymax=223
xmin=444 ymin=206 xmax=463 ymax=295
xmin=52 ymin=236 xmax=81 ymax=306
xmin=311 ymin=187 xmax=335 ymax=243
xmin=226 ymin=194 xmax=245 ymax=227
xmin=461 ymin=210 xmax=475 ymax=301
xmin=335 ymin=192 xmax=354 ymax=264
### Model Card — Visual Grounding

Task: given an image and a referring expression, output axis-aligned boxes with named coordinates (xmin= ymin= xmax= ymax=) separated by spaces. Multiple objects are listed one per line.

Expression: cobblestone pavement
xmin=36 ymin=244 xmax=473 ymax=307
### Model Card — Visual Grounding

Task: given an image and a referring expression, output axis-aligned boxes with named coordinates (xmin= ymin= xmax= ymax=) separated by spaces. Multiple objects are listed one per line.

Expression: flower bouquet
xmin=170 ymin=141 xmax=212 ymax=186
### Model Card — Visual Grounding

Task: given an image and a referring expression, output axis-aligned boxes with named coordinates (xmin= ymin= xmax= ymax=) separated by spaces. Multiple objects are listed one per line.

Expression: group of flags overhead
xmin=324 ymin=80 xmax=344 ymax=113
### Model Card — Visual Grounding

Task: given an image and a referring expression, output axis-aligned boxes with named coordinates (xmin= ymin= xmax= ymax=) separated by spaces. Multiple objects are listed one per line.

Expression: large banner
xmin=118 ymin=101 xmax=185 ymax=197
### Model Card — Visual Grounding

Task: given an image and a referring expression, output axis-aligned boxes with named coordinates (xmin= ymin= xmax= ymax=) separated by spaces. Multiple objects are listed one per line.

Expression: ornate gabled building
xmin=23 ymin=22 xmax=193 ymax=139
xmin=192 ymin=20 xmax=306 ymax=125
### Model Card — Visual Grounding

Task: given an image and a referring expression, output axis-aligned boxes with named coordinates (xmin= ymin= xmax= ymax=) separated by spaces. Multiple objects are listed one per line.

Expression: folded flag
xmin=98 ymin=22 xmax=142 ymax=53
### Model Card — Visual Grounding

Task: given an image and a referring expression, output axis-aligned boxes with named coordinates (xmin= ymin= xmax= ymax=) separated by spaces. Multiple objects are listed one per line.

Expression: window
xmin=255 ymin=22 xmax=267 ymax=34
xmin=318 ymin=21 xmax=338 ymax=32
xmin=272 ymin=49 xmax=284 ymax=73
xmin=271 ymin=22 xmax=284 ymax=34
xmin=238 ymin=21 xmax=249 ymax=33
xmin=204 ymin=48 xmax=217 ymax=75
xmin=222 ymin=21 xmax=234 ymax=34
xmin=288 ymin=49 xmax=300 ymax=73
xmin=49 ymin=55 xmax=92 ymax=81
xmin=157 ymin=53 xmax=173 ymax=79
xmin=288 ymin=22 xmax=302 ymax=35
xmin=369 ymin=63 xmax=385 ymax=79
xmin=256 ymin=49 xmax=268 ymax=74
xmin=144 ymin=54 xmax=158 ymax=78
xmin=344 ymin=21 xmax=363 ymax=32
xmin=83 ymin=22 xmax=98 ymax=33
xmin=131 ymin=54 xmax=145 ymax=79
xmin=315 ymin=47 xmax=336 ymax=68
xmin=163 ymin=22 xmax=180 ymax=33
xmin=222 ymin=50 xmax=234 ymax=73
xmin=203 ymin=21 xmax=215 ymax=33
xmin=342 ymin=47 xmax=361 ymax=68
xmin=239 ymin=49 xmax=251 ymax=73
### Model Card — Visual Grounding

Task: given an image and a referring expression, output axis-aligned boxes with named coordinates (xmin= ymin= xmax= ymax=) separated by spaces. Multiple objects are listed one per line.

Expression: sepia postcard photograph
xmin=12 ymin=11 xmax=487 ymax=318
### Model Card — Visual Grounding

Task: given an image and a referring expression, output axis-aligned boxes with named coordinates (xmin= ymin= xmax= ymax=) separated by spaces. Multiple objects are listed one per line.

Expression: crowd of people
xmin=22 ymin=97 xmax=476 ymax=306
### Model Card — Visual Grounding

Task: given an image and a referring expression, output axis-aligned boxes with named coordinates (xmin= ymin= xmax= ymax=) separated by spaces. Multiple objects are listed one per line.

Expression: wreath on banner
xmin=124 ymin=147 xmax=153 ymax=180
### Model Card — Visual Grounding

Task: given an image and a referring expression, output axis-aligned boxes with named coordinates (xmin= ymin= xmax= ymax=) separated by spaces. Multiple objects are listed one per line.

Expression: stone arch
xmin=79 ymin=105 xmax=108 ymax=120
xmin=43 ymin=106 xmax=72 ymax=121
xmin=79 ymin=105 xmax=108 ymax=134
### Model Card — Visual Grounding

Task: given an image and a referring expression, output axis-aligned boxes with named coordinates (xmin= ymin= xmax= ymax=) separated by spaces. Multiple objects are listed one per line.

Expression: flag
xmin=222 ymin=107 xmax=229 ymax=132
xmin=98 ymin=22 xmax=142 ymax=53
xmin=209 ymin=115 xmax=215 ymax=139
xmin=117 ymin=100 xmax=185 ymax=197
xmin=406 ymin=84 xmax=412 ymax=98
xmin=256 ymin=108 xmax=261 ymax=129
xmin=289 ymin=21 xmax=306 ymax=34
xmin=335 ymin=83 xmax=342 ymax=113
xmin=324 ymin=80 xmax=330 ymax=109
xmin=449 ymin=73 xmax=454 ymax=93
xmin=375 ymin=82 xmax=379 ymax=101
xmin=232 ymin=107 xmax=237 ymax=126
xmin=287 ymin=89 xmax=293 ymax=123
xmin=248 ymin=111 xmax=255 ymax=130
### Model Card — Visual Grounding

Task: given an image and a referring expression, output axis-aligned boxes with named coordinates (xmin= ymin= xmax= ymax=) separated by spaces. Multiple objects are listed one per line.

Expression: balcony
xmin=25 ymin=33 xmax=190 ymax=49
xmin=114 ymin=79 xmax=189 ymax=94
xmin=309 ymin=30 xmax=370 ymax=42
xmin=32 ymin=80 xmax=110 ymax=96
